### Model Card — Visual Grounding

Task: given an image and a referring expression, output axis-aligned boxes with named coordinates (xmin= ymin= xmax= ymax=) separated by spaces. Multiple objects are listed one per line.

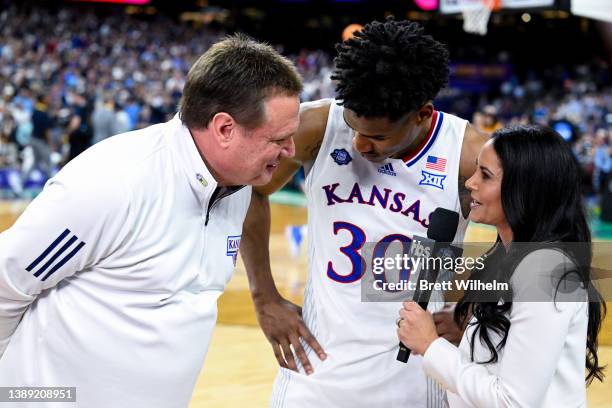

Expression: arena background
xmin=0 ymin=0 xmax=610 ymax=406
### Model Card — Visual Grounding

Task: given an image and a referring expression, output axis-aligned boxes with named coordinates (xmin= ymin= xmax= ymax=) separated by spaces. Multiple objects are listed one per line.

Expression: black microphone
xmin=397 ymin=208 xmax=460 ymax=363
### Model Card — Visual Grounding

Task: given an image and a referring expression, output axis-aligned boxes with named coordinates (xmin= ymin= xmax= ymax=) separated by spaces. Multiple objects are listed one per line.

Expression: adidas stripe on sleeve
xmin=0 ymin=167 xmax=131 ymax=357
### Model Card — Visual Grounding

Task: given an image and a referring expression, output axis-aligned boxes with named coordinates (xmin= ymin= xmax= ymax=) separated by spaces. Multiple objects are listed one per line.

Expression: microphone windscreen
xmin=427 ymin=208 xmax=459 ymax=242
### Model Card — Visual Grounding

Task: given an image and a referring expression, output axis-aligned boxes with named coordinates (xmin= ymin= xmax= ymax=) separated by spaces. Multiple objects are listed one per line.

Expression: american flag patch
xmin=425 ymin=156 xmax=447 ymax=172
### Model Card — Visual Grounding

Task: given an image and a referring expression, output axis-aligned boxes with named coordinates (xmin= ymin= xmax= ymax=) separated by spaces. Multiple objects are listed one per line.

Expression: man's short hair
xmin=179 ymin=34 xmax=303 ymax=130
xmin=332 ymin=18 xmax=450 ymax=121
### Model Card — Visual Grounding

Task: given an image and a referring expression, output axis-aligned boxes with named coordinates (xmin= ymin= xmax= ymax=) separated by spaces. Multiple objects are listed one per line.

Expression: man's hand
xmin=433 ymin=304 xmax=463 ymax=345
xmin=254 ymin=295 xmax=326 ymax=375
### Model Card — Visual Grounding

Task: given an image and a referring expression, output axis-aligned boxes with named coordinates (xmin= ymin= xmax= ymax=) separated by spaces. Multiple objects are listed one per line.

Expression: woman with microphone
xmin=397 ymin=125 xmax=606 ymax=407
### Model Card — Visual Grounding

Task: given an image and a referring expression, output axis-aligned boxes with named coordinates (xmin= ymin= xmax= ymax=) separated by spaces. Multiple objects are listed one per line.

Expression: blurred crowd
xmin=467 ymin=62 xmax=611 ymax=196
xmin=0 ymin=5 xmax=337 ymax=197
xmin=0 ymin=4 xmax=610 ymax=200
xmin=0 ymin=5 xmax=223 ymax=197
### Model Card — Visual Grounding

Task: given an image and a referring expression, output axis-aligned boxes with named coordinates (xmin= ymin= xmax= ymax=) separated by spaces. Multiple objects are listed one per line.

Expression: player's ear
xmin=416 ymin=103 xmax=434 ymax=125
xmin=209 ymin=112 xmax=236 ymax=148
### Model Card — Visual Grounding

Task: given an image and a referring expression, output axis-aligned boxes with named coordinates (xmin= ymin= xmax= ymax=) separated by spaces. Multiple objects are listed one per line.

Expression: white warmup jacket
xmin=0 ymin=115 xmax=251 ymax=407
xmin=423 ymin=249 xmax=589 ymax=408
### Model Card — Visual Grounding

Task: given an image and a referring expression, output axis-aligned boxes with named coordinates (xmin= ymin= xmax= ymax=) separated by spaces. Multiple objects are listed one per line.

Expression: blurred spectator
xmin=11 ymin=99 xmax=32 ymax=147
xmin=473 ymin=105 xmax=503 ymax=134
xmin=112 ymin=102 xmax=132 ymax=135
xmin=66 ymin=91 xmax=93 ymax=162
xmin=481 ymin=105 xmax=503 ymax=133
xmin=594 ymin=129 xmax=611 ymax=193
xmin=0 ymin=126 xmax=18 ymax=168
xmin=91 ymin=95 xmax=116 ymax=145
xmin=0 ymin=126 xmax=22 ymax=198
xmin=32 ymin=94 xmax=53 ymax=147
xmin=29 ymin=94 xmax=54 ymax=174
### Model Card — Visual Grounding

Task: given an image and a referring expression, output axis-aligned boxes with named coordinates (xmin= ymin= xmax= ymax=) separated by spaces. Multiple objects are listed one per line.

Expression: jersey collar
xmin=402 ymin=110 xmax=444 ymax=168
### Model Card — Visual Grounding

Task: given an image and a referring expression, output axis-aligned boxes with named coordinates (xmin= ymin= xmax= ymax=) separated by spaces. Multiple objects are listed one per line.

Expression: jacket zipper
xmin=204 ymin=185 xmax=246 ymax=226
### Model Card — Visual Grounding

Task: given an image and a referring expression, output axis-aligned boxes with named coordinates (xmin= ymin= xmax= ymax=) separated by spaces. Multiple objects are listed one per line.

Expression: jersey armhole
xmin=304 ymin=100 xmax=336 ymax=192
xmin=456 ymin=119 xmax=470 ymax=222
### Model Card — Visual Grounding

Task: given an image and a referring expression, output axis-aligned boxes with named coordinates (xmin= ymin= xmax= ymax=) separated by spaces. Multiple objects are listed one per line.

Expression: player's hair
xmin=331 ymin=18 xmax=449 ymax=120
xmin=455 ymin=126 xmax=606 ymax=384
xmin=179 ymin=34 xmax=302 ymax=130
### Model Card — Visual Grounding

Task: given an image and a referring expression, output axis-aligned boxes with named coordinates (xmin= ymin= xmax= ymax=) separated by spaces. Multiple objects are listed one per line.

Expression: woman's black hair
xmin=455 ymin=125 xmax=606 ymax=384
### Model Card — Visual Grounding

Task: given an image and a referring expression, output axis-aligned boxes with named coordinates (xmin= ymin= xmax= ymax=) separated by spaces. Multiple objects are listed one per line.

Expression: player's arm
xmin=435 ymin=125 xmax=489 ymax=344
xmin=241 ymin=100 xmax=330 ymax=374
xmin=0 ymin=166 xmax=130 ymax=357
xmin=458 ymin=124 xmax=489 ymax=219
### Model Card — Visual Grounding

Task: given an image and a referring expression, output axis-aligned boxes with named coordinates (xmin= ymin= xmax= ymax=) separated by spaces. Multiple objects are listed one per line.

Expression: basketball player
xmin=0 ymin=35 xmax=301 ymax=408
xmin=240 ymin=19 xmax=489 ymax=407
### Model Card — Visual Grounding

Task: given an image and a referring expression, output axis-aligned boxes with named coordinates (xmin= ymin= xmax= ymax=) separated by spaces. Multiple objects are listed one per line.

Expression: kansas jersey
xmin=271 ymin=100 xmax=469 ymax=407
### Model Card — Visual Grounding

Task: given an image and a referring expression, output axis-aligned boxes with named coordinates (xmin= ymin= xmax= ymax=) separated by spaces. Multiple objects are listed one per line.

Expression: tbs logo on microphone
xmin=409 ymin=239 xmax=433 ymax=259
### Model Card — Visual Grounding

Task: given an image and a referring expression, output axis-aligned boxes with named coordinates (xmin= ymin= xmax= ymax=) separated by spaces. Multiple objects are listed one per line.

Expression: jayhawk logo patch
xmin=331 ymin=148 xmax=352 ymax=166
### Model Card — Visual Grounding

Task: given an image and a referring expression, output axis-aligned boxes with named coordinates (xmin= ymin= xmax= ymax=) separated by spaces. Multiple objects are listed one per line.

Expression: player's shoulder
xmin=459 ymin=122 xmax=489 ymax=178
xmin=299 ymin=99 xmax=333 ymax=136
xmin=293 ymin=99 xmax=334 ymax=164
xmin=435 ymin=111 xmax=487 ymax=152
xmin=463 ymin=122 xmax=489 ymax=143
xmin=300 ymin=98 xmax=333 ymax=116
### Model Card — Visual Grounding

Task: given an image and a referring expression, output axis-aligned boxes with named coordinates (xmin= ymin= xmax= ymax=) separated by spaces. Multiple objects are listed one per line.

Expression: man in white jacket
xmin=0 ymin=34 xmax=301 ymax=408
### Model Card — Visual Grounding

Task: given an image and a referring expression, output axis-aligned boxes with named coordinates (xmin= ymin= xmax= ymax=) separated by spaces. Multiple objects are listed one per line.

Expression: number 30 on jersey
xmin=326 ymin=221 xmax=413 ymax=284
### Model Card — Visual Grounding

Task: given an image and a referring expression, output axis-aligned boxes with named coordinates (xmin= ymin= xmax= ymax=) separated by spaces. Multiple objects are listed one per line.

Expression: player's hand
xmin=254 ymin=294 xmax=326 ymax=375
xmin=397 ymin=301 xmax=438 ymax=356
xmin=433 ymin=303 xmax=463 ymax=345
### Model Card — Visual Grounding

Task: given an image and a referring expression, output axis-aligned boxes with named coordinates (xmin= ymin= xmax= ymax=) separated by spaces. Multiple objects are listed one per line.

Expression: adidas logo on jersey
xmin=377 ymin=163 xmax=396 ymax=176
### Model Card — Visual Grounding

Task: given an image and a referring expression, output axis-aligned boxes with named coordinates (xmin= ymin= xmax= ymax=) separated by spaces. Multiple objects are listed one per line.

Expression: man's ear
xmin=416 ymin=103 xmax=434 ymax=125
xmin=208 ymin=112 xmax=236 ymax=148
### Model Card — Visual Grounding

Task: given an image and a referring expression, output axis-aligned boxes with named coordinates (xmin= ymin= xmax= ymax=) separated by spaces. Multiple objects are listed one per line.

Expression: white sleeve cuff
xmin=422 ymin=337 xmax=460 ymax=393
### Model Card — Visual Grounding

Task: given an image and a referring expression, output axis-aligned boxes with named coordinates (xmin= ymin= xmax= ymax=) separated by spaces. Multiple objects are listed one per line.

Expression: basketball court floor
xmin=1 ymin=200 xmax=610 ymax=407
